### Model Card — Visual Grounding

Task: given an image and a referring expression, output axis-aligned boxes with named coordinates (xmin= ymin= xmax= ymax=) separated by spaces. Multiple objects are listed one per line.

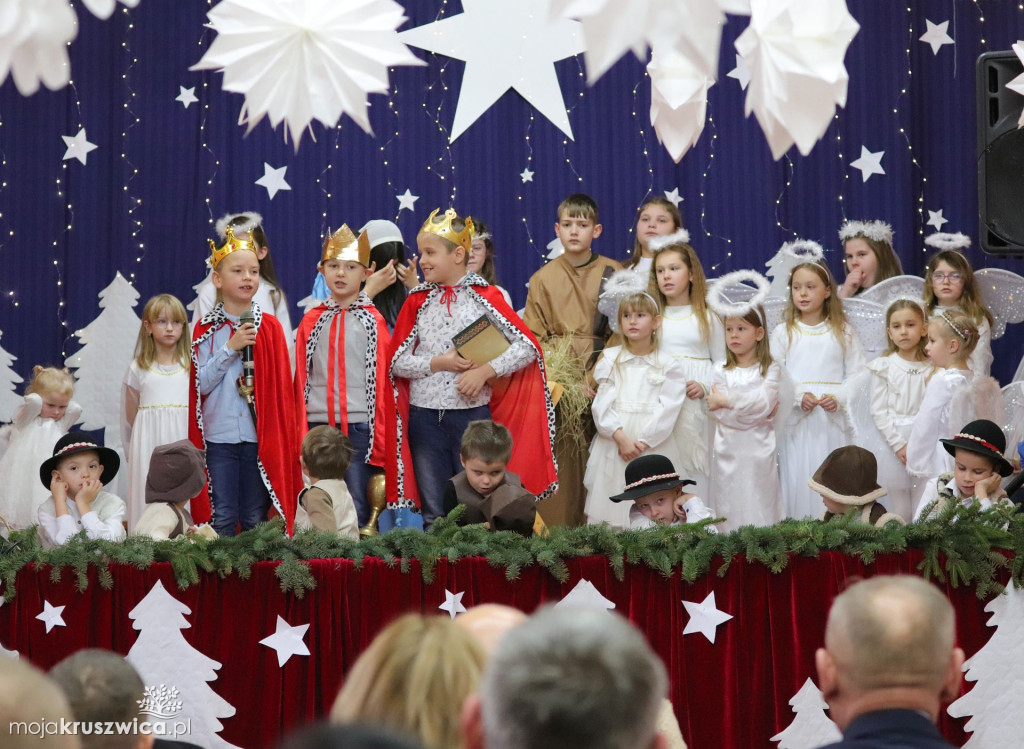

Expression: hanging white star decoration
xmin=396 ymin=189 xmax=419 ymax=212
xmin=663 ymin=188 xmax=683 ymax=208
xmin=192 ymin=0 xmax=423 ymax=148
xmin=36 ymin=600 xmax=67 ymax=633
xmin=259 ymin=615 xmax=310 ymax=667
xmin=919 ymin=20 xmax=955 ymax=56
xmin=1006 ymin=40 xmax=1024 ymax=128
xmin=400 ymin=0 xmax=585 ymax=141
xmin=647 ymin=46 xmax=713 ymax=163
xmin=849 ymin=146 xmax=885 ymax=182
xmin=176 ymin=86 xmax=198 ymax=109
xmin=520 ymin=168 xmax=535 ymax=183
xmin=439 ymin=589 xmax=467 ymax=620
xmin=62 ymin=128 xmax=98 ymax=166
xmin=927 ymin=209 xmax=949 ymax=231
xmin=255 ymin=163 xmax=291 ymax=200
xmin=682 ymin=591 xmax=732 ymax=644
xmin=727 ymin=55 xmax=751 ymax=90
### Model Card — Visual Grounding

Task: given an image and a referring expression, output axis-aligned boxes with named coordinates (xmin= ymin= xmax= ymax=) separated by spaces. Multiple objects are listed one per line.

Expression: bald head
xmin=456 ymin=605 xmax=527 ymax=656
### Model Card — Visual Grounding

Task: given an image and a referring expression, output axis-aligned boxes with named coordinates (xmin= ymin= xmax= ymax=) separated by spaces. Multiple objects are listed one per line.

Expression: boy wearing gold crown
xmin=387 ymin=208 xmax=557 ymax=528
xmin=294 ymin=225 xmax=408 ymax=524
xmin=188 ymin=227 xmax=302 ymax=536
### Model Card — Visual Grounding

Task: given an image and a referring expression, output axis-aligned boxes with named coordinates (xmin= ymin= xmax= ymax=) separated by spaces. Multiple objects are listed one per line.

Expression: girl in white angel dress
xmin=0 ymin=366 xmax=81 ymax=528
xmin=121 ymin=294 xmax=191 ymax=527
xmin=770 ymin=261 xmax=865 ymax=520
xmin=649 ymin=230 xmax=725 ymax=500
xmin=584 ymin=288 xmax=688 ymax=529
xmin=705 ymin=272 xmax=783 ymax=533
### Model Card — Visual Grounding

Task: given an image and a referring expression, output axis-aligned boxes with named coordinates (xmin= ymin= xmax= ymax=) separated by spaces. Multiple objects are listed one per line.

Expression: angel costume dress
xmin=709 ymin=361 xmax=784 ymax=532
xmin=659 ymin=306 xmax=725 ymax=499
xmin=935 ymin=305 xmax=992 ymax=377
xmin=121 ymin=361 xmax=190 ymax=527
xmin=584 ymin=346 xmax=688 ymax=529
xmin=770 ymin=321 xmax=865 ymax=520
xmin=0 ymin=394 xmax=82 ymax=528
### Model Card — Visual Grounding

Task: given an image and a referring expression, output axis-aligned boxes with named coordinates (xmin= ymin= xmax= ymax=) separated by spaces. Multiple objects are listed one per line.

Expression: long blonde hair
xmin=26 ymin=366 xmax=74 ymax=398
xmin=784 ymin=261 xmax=849 ymax=352
xmin=134 ymin=294 xmax=190 ymax=370
xmin=882 ymin=299 xmax=928 ymax=360
xmin=330 ymin=614 xmax=485 ymax=749
xmin=627 ymin=197 xmax=682 ymax=269
xmin=724 ymin=306 xmax=773 ymax=377
xmin=652 ymin=244 xmax=712 ymax=346
xmin=922 ymin=250 xmax=994 ymax=328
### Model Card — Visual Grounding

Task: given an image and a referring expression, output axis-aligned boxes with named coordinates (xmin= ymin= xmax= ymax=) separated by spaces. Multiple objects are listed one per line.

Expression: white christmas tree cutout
xmin=947 ymin=583 xmax=1024 ymax=747
xmin=0 ymin=330 xmax=23 ymax=424
xmin=126 ymin=580 xmax=240 ymax=749
xmin=555 ymin=579 xmax=615 ymax=611
xmin=771 ymin=678 xmax=841 ymax=749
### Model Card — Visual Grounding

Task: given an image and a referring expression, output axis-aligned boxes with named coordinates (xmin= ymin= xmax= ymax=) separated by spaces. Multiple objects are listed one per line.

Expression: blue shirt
xmin=197 ymin=310 xmax=258 ymax=444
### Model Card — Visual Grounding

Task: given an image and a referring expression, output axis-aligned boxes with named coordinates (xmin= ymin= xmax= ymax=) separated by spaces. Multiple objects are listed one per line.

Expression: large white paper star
xmin=259 ymin=615 xmax=310 ymax=667
xmin=555 ymin=579 xmax=615 ymax=611
xmin=396 ymin=189 xmax=419 ymax=212
xmin=547 ymin=236 xmax=565 ymax=260
xmin=727 ymin=55 xmax=751 ymax=90
xmin=928 ymin=209 xmax=949 ymax=231
xmin=62 ymin=128 xmax=98 ymax=166
xmin=400 ymin=0 xmax=585 ymax=141
xmin=255 ymin=163 xmax=291 ymax=200
xmin=1006 ymin=41 xmax=1024 ymax=128
xmin=176 ymin=86 xmax=198 ymax=109
xmin=682 ymin=591 xmax=732 ymax=643
xmin=850 ymin=146 xmax=885 ymax=182
xmin=36 ymin=600 xmax=66 ymax=633
xmin=664 ymin=188 xmax=683 ymax=208
xmin=439 ymin=589 xmax=467 ymax=620
xmin=520 ymin=168 xmax=534 ymax=183
xmin=920 ymin=20 xmax=954 ymax=56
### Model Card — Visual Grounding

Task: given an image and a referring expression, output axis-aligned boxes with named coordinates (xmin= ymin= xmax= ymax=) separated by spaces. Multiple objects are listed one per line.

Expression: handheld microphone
xmin=239 ymin=308 xmax=255 ymax=392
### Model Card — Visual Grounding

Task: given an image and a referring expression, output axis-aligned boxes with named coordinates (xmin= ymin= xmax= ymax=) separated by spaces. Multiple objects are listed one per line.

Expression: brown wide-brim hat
xmin=146 ymin=440 xmax=207 ymax=503
xmin=940 ymin=419 xmax=1013 ymax=477
xmin=808 ymin=446 xmax=887 ymax=506
xmin=39 ymin=432 xmax=120 ymax=489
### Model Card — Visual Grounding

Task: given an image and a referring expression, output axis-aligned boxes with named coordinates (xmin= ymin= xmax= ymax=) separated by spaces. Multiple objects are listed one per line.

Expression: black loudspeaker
xmin=978 ymin=51 xmax=1024 ymax=256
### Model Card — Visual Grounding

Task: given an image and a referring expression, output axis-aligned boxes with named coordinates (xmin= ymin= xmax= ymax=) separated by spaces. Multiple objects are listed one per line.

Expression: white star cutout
xmin=726 ymin=55 xmax=751 ymax=91
xmin=255 ymin=163 xmax=291 ymax=200
xmin=520 ymin=168 xmax=534 ymax=183
xmin=259 ymin=615 xmax=310 ymax=667
xmin=663 ymin=187 xmax=683 ymax=208
xmin=61 ymin=128 xmax=98 ymax=166
xmin=555 ymin=579 xmax=615 ymax=611
xmin=396 ymin=188 xmax=419 ymax=212
xmin=927 ymin=209 xmax=949 ymax=231
xmin=546 ymin=236 xmax=564 ymax=260
xmin=920 ymin=20 xmax=954 ymax=56
xmin=849 ymin=146 xmax=885 ymax=182
xmin=439 ymin=589 xmax=467 ymax=620
xmin=36 ymin=601 xmax=66 ymax=633
xmin=175 ymin=86 xmax=198 ymax=109
xmin=682 ymin=591 xmax=732 ymax=644
xmin=1007 ymin=41 xmax=1024 ymax=127
xmin=400 ymin=0 xmax=585 ymax=141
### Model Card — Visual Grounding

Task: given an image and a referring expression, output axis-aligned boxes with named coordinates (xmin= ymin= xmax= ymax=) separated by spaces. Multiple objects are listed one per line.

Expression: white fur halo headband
xmin=779 ymin=238 xmax=825 ymax=263
xmin=707 ymin=270 xmax=772 ymax=320
xmin=924 ymin=232 xmax=971 ymax=252
xmin=216 ymin=211 xmax=264 ymax=241
xmin=597 ymin=270 xmax=655 ymax=333
xmin=647 ymin=228 xmax=691 ymax=252
xmin=838 ymin=220 xmax=893 ymax=246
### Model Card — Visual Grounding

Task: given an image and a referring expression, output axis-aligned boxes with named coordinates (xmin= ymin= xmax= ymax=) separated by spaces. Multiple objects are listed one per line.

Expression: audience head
xmin=0 ymin=656 xmax=80 ymax=748
xmin=455 ymin=604 xmax=527 ymax=657
xmin=466 ymin=607 xmax=667 ymax=749
xmin=281 ymin=723 xmax=426 ymax=749
xmin=49 ymin=649 xmax=152 ymax=749
xmin=460 ymin=421 xmax=513 ymax=498
xmin=301 ymin=426 xmax=354 ymax=481
xmin=331 ymin=614 xmax=485 ymax=749
xmin=815 ymin=575 xmax=964 ymax=731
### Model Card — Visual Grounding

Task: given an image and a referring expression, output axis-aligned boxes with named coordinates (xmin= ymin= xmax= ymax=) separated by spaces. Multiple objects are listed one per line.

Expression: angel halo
xmin=778 ymin=238 xmax=825 ymax=262
xmin=596 ymin=270 xmax=659 ymax=334
xmin=648 ymin=228 xmax=691 ymax=251
xmin=839 ymin=220 xmax=893 ymax=246
xmin=707 ymin=270 xmax=772 ymax=320
xmin=924 ymin=232 xmax=971 ymax=251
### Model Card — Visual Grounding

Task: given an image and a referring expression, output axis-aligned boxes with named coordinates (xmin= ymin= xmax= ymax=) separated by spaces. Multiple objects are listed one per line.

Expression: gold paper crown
xmin=419 ymin=208 xmax=475 ymax=251
xmin=209 ymin=225 xmax=258 ymax=269
xmin=320 ymin=224 xmax=370 ymax=266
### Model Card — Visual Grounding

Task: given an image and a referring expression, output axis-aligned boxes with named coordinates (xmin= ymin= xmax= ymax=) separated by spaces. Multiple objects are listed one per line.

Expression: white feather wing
xmin=975 ymin=268 xmax=1024 ymax=338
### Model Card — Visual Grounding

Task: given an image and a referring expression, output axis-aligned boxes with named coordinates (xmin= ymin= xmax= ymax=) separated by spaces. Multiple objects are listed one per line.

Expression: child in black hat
xmin=610 ymin=454 xmax=716 ymax=531
xmin=914 ymin=419 xmax=1013 ymax=521
xmin=133 ymin=439 xmax=217 ymax=541
xmin=37 ymin=432 xmax=125 ymax=548
xmin=810 ymin=446 xmax=905 ymax=527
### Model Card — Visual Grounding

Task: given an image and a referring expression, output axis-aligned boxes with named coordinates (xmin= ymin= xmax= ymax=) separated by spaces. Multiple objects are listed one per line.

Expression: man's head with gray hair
xmin=0 ymin=656 xmax=80 ymax=749
xmin=462 ymin=607 xmax=668 ymax=749
xmin=816 ymin=575 xmax=965 ymax=732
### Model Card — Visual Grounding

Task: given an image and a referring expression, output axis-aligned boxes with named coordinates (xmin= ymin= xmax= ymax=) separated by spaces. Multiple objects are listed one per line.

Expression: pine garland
xmin=0 ymin=502 xmax=1019 ymax=601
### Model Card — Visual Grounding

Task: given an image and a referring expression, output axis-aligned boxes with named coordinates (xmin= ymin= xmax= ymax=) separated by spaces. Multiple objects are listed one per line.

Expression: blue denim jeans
xmin=307 ymin=421 xmax=381 ymax=526
xmin=407 ymin=404 xmax=491 ymax=528
xmin=205 ymin=441 xmax=270 ymax=537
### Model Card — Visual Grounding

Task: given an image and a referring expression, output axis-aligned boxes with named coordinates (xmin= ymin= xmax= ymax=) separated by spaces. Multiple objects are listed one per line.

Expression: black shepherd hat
xmin=940 ymin=420 xmax=1013 ymax=477
xmin=39 ymin=432 xmax=120 ymax=489
xmin=609 ymin=454 xmax=694 ymax=503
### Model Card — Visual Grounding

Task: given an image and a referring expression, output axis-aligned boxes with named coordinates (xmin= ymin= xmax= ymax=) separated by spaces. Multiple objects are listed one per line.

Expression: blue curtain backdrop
xmin=2 ymin=0 xmax=1024 ymax=386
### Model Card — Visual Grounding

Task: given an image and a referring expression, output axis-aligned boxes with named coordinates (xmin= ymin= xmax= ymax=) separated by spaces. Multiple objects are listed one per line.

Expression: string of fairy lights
xmin=195 ymin=0 xmax=220 ymax=230
xmin=420 ymin=0 xmax=458 ymax=207
xmin=0 ymin=114 xmax=14 ymax=311
xmin=623 ymin=71 xmax=657 ymax=257
xmin=120 ymin=5 xmax=146 ymax=282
